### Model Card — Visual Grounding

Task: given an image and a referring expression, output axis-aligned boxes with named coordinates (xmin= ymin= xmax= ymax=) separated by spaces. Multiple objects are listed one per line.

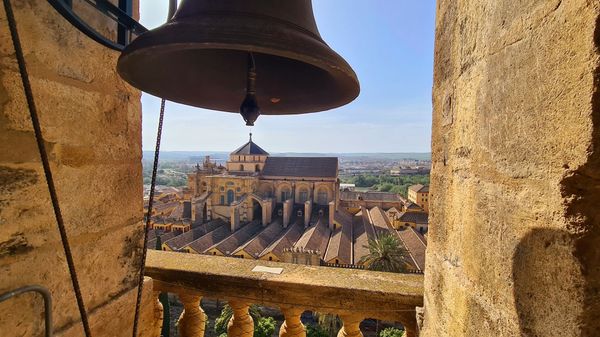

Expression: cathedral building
xmin=147 ymin=135 xmax=425 ymax=271
xmin=188 ymin=134 xmax=340 ymax=231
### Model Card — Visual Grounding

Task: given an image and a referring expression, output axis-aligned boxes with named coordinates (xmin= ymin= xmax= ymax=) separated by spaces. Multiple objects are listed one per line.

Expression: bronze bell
xmin=117 ymin=0 xmax=359 ymax=123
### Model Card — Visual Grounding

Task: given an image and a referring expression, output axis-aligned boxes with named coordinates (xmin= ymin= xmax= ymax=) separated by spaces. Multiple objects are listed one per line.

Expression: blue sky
xmin=139 ymin=1 xmax=435 ymax=153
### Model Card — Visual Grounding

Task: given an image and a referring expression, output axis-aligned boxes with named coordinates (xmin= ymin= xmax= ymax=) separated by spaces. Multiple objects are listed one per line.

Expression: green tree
xmin=254 ymin=317 xmax=276 ymax=337
xmin=306 ymin=324 xmax=329 ymax=337
xmin=379 ymin=327 xmax=405 ymax=337
xmin=313 ymin=312 xmax=342 ymax=337
xmin=378 ymin=183 xmax=395 ymax=192
xmin=359 ymin=234 xmax=409 ymax=273
xmin=214 ymin=304 xmax=262 ymax=336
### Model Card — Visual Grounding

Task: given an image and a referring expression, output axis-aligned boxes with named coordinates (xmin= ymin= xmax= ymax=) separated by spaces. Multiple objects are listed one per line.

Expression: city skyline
xmin=139 ymin=1 xmax=436 ymax=152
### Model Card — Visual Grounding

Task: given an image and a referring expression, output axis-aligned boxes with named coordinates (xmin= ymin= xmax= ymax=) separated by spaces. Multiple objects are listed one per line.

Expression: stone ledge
xmin=146 ymin=250 xmax=423 ymax=323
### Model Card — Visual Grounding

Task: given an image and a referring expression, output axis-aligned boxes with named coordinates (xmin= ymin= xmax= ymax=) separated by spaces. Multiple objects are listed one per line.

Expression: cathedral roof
xmin=396 ymin=227 xmax=427 ymax=271
xmin=231 ymin=133 xmax=269 ymax=156
xmin=262 ymin=157 xmax=338 ymax=178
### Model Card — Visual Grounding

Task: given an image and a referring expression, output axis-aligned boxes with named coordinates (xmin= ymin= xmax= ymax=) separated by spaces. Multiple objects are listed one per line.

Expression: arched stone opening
xmin=227 ymin=190 xmax=234 ymax=205
xmin=316 ymin=186 xmax=330 ymax=205
xmin=252 ymin=199 xmax=263 ymax=222
xmin=276 ymin=183 xmax=292 ymax=203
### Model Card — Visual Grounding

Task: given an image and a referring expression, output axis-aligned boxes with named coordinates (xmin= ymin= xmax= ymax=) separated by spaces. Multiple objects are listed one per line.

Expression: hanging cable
xmin=131 ymin=98 xmax=166 ymax=337
xmin=131 ymin=3 xmax=176 ymax=334
xmin=2 ymin=0 xmax=91 ymax=336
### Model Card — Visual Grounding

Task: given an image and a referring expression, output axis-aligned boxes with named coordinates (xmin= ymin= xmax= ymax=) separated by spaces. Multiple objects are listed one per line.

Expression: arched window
xmin=227 ymin=190 xmax=234 ymax=204
xmin=317 ymin=188 xmax=328 ymax=205
xmin=280 ymin=187 xmax=291 ymax=202
xmin=299 ymin=188 xmax=309 ymax=203
xmin=255 ymin=164 xmax=260 ymax=172
xmin=240 ymin=164 xmax=244 ymax=171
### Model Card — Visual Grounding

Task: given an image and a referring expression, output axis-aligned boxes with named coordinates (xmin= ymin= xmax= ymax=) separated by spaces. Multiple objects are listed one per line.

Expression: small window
xmin=240 ymin=164 xmax=244 ymax=171
xmin=220 ymin=195 xmax=225 ymax=205
xmin=269 ymin=256 xmax=273 ymax=261
xmin=335 ymin=259 xmax=339 ymax=264
xmin=220 ymin=186 xmax=225 ymax=191
xmin=213 ymin=252 xmax=217 ymax=255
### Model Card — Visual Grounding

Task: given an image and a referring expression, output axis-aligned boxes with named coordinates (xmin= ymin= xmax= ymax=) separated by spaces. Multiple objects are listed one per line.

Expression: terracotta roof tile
xmin=233 ymin=218 xmax=286 ymax=257
xmin=208 ymin=221 xmax=263 ymax=255
xmin=294 ymin=216 xmax=331 ymax=258
xmin=259 ymin=218 xmax=305 ymax=259
xmin=369 ymin=207 xmax=394 ymax=237
xmin=164 ymin=219 xmax=224 ymax=250
xmin=324 ymin=210 xmax=353 ymax=264
xmin=398 ymin=212 xmax=429 ymax=224
xmin=186 ymin=223 xmax=232 ymax=253
xmin=353 ymin=207 xmax=377 ymax=264
xmin=408 ymin=184 xmax=429 ymax=193
xmin=396 ymin=227 xmax=427 ymax=271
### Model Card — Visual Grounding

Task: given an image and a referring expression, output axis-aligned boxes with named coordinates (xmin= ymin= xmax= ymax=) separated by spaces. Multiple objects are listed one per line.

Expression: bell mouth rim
xmin=117 ymin=18 xmax=360 ymax=114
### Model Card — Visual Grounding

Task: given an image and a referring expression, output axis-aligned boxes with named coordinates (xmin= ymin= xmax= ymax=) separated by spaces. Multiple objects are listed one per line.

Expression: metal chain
xmin=2 ymin=0 xmax=92 ymax=336
xmin=132 ymin=98 xmax=166 ymax=337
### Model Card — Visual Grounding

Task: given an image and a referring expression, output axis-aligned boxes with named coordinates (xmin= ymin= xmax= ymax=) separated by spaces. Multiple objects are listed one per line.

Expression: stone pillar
xmin=228 ymin=301 xmax=254 ymax=337
xmin=279 ymin=306 xmax=306 ymax=337
xmin=177 ymin=293 xmax=206 ymax=337
xmin=230 ymin=207 xmax=240 ymax=232
xmin=328 ymin=201 xmax=335 ymax=230
xmin=337 ymin=314 xmax=363 ymax=337
xmin=153 ymin=291 xmax=164 ymax=337
xmin=283 ymin=199 xmax=293 ymax=228
xmin=423 ymin=1 xmax=600 ymax=337
xmin=206 ymin=199 xmax=213 ymax=221
xmin=304 ymin=201 xmax=312 ymax=227
xmin=265 ymin=198 xmax=273 ymax=224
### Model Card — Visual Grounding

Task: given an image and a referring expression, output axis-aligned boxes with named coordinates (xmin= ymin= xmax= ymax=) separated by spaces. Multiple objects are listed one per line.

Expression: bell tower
xmin=226 ymin=133 xmax=269 ymax=173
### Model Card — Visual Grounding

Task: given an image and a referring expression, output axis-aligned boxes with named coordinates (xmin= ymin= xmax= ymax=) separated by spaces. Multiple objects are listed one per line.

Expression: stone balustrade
xmin=145 ymin=250 xmax=424 ymax=337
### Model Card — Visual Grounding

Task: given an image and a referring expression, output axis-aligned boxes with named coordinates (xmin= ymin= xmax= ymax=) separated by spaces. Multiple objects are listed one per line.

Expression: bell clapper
xmin=240 ymin=52 xmax=261 ymax=126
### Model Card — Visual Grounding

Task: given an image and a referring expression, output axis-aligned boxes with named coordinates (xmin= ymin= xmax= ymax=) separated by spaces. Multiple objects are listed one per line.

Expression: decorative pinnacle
xmin=249 ymin=132 xmax=252 ymax=142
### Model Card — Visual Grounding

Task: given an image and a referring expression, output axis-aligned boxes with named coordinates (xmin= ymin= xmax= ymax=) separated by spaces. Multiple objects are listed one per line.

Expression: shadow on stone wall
xmin=512 ymin=228 xmax=581 ymax=337
xmin=554 ymin=11 xmax=600 ymax=337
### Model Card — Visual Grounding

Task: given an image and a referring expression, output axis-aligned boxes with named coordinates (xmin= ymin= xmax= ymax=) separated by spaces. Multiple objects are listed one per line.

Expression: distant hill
xmin=143 ymin=151 xmax=431 ymax=162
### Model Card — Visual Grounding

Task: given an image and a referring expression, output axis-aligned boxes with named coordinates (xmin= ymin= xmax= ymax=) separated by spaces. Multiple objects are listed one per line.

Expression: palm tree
xmin=359 ymin=234 xmax=410 ymax=335
xmin=359 ymin=234 xmax=409 ymax=273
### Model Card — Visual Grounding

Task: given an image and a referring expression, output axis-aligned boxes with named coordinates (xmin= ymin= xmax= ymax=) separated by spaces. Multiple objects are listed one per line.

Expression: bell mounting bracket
xmin=46 ymin=0 xmax=147 ymax=51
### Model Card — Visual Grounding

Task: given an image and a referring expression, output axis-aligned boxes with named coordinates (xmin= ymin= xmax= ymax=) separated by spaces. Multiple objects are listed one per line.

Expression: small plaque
xmin=252 ymin=265 xmax=283 ymax=274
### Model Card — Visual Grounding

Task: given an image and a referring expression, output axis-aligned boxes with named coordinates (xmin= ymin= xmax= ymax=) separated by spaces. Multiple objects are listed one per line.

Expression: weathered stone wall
xmin=423 ymin=1 xmax=599 ymax=336
xmin=0 ymin=1 xmax=153 ymax=336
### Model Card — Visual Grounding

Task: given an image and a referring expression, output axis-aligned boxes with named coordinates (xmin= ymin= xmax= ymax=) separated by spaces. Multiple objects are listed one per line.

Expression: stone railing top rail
xmin=146 ymin=250 xmax=423 ymax=321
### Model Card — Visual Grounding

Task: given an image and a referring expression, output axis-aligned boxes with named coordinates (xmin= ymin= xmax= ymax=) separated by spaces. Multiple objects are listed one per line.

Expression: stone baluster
xmin=152 ymin=291 xmax=164 ymax=337
xmin=337 ymin=314 xmax=363 ymax=337
xmin=279 ymin=306 xmax=306 ymax=337
xmin=177 ymin=293 xmax=206 ymax=337
xmin=228 ymin=300 xmax=254 ymax=337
